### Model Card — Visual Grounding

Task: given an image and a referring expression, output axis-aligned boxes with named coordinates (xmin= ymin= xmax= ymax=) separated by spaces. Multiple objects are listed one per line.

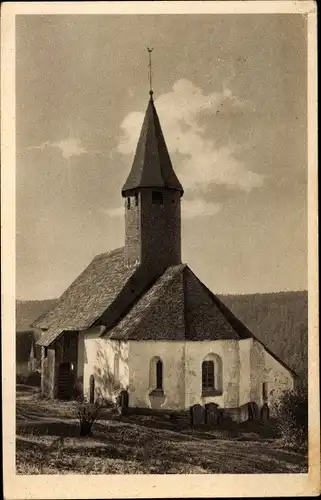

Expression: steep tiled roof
xmin=35 ymin=248 xmax=137 ymax=346
xmin=121 ymin=95 xmax=183 ymax=195
xmin=108 ymin=264 xmax=186 ymax=341
xmin=106 ymin=266 xmax=252 ymax=342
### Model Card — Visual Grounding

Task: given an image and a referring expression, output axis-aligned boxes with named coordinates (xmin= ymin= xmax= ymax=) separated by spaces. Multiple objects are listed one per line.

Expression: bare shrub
xmin=76 ymin=400 xmax=101 ymax=437
xmin=273 ymin=385 xmax=308 ymax=448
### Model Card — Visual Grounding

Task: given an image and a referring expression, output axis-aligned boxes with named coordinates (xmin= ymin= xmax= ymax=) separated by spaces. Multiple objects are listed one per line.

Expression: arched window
xmin=156 ymin=360 xmax=163 ymax=390
xmin=149 ymin=356 xmax=164 ymax=392
xmin=202 ymin=361 xmax=214 ymax=390
xmin=201 ymin=354 xmax=223 ymax=395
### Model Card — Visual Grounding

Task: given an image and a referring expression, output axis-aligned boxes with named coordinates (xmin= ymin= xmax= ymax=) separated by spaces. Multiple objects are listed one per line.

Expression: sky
xmin=16 ymin=14 xmax=307 ymax=300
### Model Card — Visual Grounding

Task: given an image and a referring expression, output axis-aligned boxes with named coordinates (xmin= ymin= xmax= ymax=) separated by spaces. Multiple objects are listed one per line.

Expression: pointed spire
xmin=122 ymin=49 xmax=183 ymax=196
xmin=122 ymin=97 xmax=183 ymax=196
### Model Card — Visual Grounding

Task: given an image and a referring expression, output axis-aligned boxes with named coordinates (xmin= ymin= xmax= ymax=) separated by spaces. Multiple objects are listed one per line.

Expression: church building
xmin=34 ymin=88 xmax=296 ymax=420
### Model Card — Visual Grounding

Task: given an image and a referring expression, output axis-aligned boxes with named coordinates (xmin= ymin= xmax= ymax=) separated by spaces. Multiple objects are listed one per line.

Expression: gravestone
xmin=117 ymin=389 xmax=129 ymax=415
xmin=261 ymin=403 xmax=270 ymax=421
xmin=240 ymin=403 xmax=250 ymax=422
xmin=205 ymin=403 xmax=219 ymax=425
xmin=248 ymin=402 xmax=260 ymax=420
xmin=190 ymin=404 xmax=205 ymax=426
xmin=119 ymin=390 xmax=129 ymax=409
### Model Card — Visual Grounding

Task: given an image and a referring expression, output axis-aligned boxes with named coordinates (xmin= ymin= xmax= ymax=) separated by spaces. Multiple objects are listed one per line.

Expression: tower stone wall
xmin=124 ymin=188 xmax=181 ymax=272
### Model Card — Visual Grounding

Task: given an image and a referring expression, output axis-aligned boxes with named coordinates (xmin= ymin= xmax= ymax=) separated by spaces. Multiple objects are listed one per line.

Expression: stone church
xmin=34 ymin=89 xmax=296 ymax=420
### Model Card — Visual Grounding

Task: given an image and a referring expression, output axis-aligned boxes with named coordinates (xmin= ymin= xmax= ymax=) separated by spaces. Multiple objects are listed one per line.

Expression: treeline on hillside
xmin=16 ymin=299 xmax=58 ymax=331
xmin=220 ymin=291 xmax=308 ymax=387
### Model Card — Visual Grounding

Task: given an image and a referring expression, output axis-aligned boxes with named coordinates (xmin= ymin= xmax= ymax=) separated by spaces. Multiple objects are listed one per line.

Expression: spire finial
xmin=147 ymin=47 xmax=154 ymax=99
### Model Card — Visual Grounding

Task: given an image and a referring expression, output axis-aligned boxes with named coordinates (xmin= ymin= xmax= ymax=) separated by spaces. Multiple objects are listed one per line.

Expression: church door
xmin=57 ymin=362 xmax=74 ymax=400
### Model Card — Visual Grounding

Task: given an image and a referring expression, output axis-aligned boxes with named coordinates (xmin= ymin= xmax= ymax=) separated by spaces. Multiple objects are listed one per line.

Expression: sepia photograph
xmin=1 ymin=1 xmax=319 ymax=498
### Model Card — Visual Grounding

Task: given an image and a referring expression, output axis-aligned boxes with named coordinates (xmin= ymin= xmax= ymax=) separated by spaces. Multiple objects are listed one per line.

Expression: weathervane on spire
xmin=147 ymin=47 xmax=154 ymax=98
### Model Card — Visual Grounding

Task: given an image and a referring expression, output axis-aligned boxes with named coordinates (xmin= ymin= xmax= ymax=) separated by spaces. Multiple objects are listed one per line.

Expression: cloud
xmin=51 ymin=138 xmax=86 ymax=159
xmin=27 ymin=138 xmax=110 ymax=159
xmin=117 ymin=79 xmax=264 ymax=194
xmin=182 ymin=199 xmax=221 ymax=219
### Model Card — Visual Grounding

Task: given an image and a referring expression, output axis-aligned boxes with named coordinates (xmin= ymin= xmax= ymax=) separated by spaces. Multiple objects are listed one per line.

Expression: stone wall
xmin=124 ymin=188 xmax=181 ymax=272
xmin=140 ymin=189 xmax=181 ymax=271
xmin=124 ymin=194 xmax=141 ymax=267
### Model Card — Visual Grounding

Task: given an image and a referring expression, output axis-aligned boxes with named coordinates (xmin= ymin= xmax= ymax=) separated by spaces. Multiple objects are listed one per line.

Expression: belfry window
xmin=135 ymin=193 xmax=139 ymax=207
xmin=152 ymin=191 xmax=163 ymax=205
xmin=127 ymin=197 xmax=131 ymax=209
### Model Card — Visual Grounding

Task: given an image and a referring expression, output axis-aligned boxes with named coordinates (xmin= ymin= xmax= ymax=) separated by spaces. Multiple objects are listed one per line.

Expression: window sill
xmin=201 ymin=390 xmax=222 ymax=397
xmin=149 ymin=389 xmax=164 ymax=397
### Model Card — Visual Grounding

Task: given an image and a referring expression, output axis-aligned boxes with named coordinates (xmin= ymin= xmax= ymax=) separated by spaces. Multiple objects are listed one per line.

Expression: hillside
xmin=16 ymin=291 xmax=308 ymax=385
xmin=219 ymin=291 xmax=308 ymax=385
xmin=16 ymin=299 xmax=58 ymax=331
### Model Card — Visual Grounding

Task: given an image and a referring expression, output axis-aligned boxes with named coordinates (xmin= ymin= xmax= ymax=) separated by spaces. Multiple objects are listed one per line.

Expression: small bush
xmin=76 ymin=400 xmax=101 ymax=437
xmin=273 ymin=385 xmax=308 ymax=448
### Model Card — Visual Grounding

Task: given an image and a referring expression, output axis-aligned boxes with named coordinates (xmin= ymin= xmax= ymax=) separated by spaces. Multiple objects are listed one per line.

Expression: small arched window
xmin=202 ymin=361 xmax=214 ymax=390
xmin=202 ymin=354 xmax=223 ymax=395
xmin=149 ymin=356 xmax=164 ymax=392
xmin=156 ymin=359 xmax=163 ymax=390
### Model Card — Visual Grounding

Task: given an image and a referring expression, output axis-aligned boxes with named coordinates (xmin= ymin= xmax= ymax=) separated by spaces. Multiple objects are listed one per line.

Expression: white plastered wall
xmin=128 ymin=340 xmax=185 ymax=410
xmin=81 ymin=327 xmax=129 ymax=403
xmin=184 ymin=340 xmax=241 ymax=409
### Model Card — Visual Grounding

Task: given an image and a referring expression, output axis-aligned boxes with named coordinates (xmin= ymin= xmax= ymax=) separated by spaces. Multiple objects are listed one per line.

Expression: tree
xmin=273 ymin=385 xmax=308 ymax=448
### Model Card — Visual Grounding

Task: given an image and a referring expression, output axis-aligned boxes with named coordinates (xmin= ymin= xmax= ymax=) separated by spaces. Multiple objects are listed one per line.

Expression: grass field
xmin=16 ymin=385 xmax=308 ymax=475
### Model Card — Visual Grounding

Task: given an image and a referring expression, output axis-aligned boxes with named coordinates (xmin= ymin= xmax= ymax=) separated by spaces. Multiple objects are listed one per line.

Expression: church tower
xmin=122 ymin=89 xmax=184 ymax=271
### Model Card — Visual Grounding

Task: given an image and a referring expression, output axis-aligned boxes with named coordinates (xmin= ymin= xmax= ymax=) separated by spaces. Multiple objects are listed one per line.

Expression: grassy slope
xmin=16 ymin=387 xmax=307 ymax=475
